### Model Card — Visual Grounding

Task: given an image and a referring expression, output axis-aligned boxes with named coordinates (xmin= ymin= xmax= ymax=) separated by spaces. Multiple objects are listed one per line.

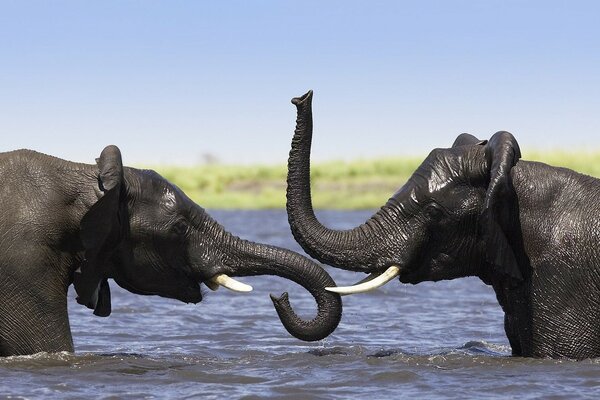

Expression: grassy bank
xmin=152 ymin=150 xmax=600 ymax=209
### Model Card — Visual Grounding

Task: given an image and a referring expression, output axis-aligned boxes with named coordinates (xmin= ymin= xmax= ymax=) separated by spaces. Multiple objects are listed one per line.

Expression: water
xmin=2 ymin=210 xmax=600 ymax=399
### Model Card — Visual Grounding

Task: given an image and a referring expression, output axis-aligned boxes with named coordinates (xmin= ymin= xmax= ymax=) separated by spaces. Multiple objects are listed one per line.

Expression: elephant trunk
xmin=221 ymin=233 xmax=342 ymax=342
xmin=286 ymin=90 xmax=391 ymax=272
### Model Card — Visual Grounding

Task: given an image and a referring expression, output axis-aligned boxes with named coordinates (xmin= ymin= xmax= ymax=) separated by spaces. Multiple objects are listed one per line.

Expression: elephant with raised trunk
xmin=0 ymin=145 xmax=341 ymax=356
xmin=286 ymin=90 xmax=600 ymax=359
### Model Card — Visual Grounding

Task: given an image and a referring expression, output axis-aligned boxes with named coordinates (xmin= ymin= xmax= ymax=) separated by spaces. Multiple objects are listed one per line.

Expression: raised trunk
xmin=286 ymin=91 xmax=390 ymax=272
xmin=221 ymin=233 xmax=342 ymax=342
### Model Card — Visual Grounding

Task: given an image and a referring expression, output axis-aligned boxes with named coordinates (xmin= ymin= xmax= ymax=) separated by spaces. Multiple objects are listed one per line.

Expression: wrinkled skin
xmin=0 ymin=145 xmax=341 ymax=356
xmin=286 ymin=90 xmax=600 ymax=359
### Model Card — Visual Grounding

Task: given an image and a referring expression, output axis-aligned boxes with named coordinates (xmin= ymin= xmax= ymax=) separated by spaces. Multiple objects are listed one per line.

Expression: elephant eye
xmin=171 ymin=220 xmax=188 ymax=237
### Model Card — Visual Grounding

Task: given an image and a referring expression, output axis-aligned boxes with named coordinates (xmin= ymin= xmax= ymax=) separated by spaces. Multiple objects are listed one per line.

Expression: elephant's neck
xmin=60 ymin=164 xmax=104 ymax=270
xmin=493 ymin=160 xmax=600 ymax=357
xmin=13 ymin=153 xmax=103 ymax=287
xmin=511 ymin=160 xmax=600 ymax=268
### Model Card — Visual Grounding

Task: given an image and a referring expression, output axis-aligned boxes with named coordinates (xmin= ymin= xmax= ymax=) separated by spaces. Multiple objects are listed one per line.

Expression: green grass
xmin=149 ymin=150 xmax=600 ymax=210
xmin=522 ymin=150 xmax=600 ymax=178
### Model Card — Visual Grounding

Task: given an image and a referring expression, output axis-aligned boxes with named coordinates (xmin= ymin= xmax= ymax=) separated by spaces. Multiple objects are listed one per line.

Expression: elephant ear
xmin=452 ymin=133 xmax=487 ymax=148
xmin=74 ymin=145 xmax=127 ymax=317
xmin=479 ymin=131 xmax=523 ymax=280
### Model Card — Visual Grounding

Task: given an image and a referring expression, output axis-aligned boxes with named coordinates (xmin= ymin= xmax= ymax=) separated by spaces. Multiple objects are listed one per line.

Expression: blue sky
xmin=2 ymin=1 xmax=599 ymax=164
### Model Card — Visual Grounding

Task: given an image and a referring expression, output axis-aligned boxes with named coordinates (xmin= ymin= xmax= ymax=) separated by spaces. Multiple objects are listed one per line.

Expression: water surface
xmin=1 ymin=210 xmax=598 ymax=399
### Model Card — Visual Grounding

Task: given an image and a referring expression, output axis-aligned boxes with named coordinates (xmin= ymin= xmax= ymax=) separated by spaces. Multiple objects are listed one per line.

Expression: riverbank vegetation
xmin=152 ymin=150 xmax=600 ymax=209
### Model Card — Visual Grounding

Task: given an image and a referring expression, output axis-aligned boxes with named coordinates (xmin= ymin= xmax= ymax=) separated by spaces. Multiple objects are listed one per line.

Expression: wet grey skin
xmin=0 ymin=145 xmax=342 ymax=356
xmin=286 ymin=90 xmax=600 ymax=360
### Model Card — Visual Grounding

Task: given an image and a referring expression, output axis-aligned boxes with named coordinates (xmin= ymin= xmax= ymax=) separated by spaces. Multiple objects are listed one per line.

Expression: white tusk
xmin=209 ymin=274 xmax=253 ymax=293
xmin=325 ymin=266 xmax=400 ymax=296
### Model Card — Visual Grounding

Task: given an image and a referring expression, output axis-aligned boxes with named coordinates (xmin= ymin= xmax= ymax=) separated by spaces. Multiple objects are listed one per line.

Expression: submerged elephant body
xmin=286 ymin=90 xmax=600 ymax=359
xmin=0 ymin=146 xmax=341 ymax=356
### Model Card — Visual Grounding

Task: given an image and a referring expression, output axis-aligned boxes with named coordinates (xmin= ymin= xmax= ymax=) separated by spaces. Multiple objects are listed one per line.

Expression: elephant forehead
xmin=420 ymin=150 xmax=462 ymax=194
xmin=162 ymin=186 xmax=177 ymax=207
xmin=411 ymin=163 xmax=454 ymax=196
xmin=427 ymin=167 xmax=454 ymax=193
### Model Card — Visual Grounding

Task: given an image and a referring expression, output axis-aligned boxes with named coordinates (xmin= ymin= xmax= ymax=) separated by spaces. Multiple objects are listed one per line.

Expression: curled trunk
xmin=286 ymin=91 xmax=390 ymax=272
xmin=224 ymin=234 xmax=342 ymax=341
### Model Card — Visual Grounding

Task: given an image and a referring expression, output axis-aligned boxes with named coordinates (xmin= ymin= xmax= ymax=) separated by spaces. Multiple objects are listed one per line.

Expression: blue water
xmin=1 ymin=210 xmax=599 ymax=399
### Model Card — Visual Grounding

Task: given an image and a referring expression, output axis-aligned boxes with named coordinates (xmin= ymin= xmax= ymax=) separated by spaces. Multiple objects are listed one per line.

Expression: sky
xmin=1 ymin=0 xmax=599 ymax=165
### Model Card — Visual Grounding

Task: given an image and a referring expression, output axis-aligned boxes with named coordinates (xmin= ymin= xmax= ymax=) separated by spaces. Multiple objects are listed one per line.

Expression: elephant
xmin=0 ymin=145 xmax=342 ymax=356
xmin=285 ymin=90 xmax=600 ymax=359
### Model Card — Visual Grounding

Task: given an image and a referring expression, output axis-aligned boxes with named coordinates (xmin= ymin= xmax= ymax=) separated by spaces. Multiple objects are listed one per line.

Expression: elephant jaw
xmin=325 ymin=266 xmax=401 ymax=296
xmin=204 ymin=274 xmax=253 ymax=293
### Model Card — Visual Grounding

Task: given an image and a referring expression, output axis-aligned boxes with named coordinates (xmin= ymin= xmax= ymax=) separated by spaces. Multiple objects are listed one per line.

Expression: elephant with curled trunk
xmin=286 ymin=90 xmax=600 ymax=359
xmin=0 ymin=145 xmax=342 ymax=356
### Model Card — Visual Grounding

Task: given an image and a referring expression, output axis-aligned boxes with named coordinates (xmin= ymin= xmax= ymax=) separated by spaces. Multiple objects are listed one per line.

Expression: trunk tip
xmin=291 ymin=90 xmax=313 ymax=106
xmin=269 ymin=292 xmax=290 ymax=307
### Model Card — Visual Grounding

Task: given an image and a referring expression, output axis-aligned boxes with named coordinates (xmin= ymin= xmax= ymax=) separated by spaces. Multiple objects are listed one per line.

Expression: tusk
xmin=325 ymin=266 xmax=400 ymax=296
xmin=209 ymin=274 xmax=253 ymax=293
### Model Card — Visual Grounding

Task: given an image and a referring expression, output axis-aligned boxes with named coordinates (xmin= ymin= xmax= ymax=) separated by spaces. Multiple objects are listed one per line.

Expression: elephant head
xmin=74 ymin=145 xmax=342 ymax=342
xmin=286 ymin=91 xmax=527 ymax=294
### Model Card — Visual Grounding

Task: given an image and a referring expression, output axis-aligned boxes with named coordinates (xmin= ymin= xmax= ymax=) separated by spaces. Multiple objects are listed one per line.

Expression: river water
xmin=1 ymin=210 xmax=599 ymax=399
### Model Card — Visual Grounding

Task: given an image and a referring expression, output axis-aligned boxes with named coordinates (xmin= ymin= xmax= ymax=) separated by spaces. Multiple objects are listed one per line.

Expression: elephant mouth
xmin=185 ymin=260 xmax=254 ymax=298
xmin=177 ymin=281 xmax=204 ymax=303
xmin=325 ymin=252 xmax=457 ymax=293
xmin=130 ymin=272 xmax=253 ymax=305
xmin=399 ymin=253 xmax=455 ymax=284
xmin=201 ymin=274 xmax=253 ymax=293
xmin=168 ymin=273 xmax=253 ymax=303
xmin=113 ymin=275 xmax=204 ymax=304
xmin=325 ymin=265 xmax=402 ymax=295
xmin=398 ymin=269 xmax=422 ymax=284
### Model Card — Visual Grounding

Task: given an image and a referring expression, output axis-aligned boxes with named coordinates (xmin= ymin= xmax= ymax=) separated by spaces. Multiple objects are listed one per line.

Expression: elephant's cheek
xmin=428 ymin=253 xmax=456 ymax=278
